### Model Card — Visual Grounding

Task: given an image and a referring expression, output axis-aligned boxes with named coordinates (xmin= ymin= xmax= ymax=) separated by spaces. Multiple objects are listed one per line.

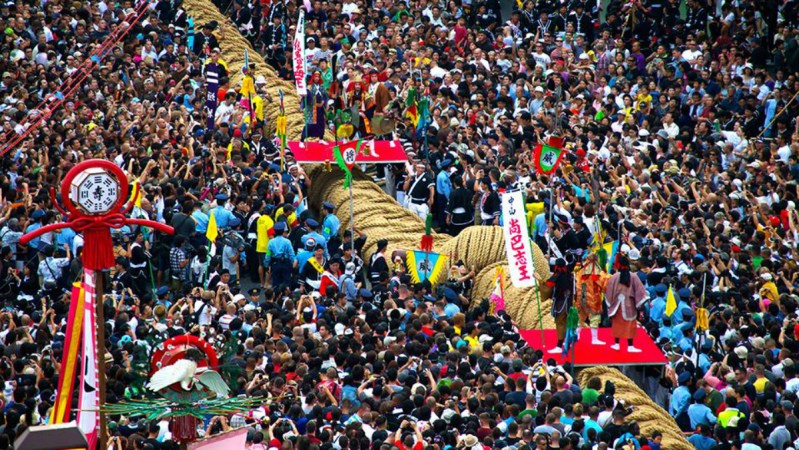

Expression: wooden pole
xmin=95 ymin=270 xmax=107 ymax=450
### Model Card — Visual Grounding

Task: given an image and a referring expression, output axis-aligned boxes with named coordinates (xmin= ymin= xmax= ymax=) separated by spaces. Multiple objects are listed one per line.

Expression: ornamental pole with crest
xmin=20 ymin=160 xmax=174 ymax=450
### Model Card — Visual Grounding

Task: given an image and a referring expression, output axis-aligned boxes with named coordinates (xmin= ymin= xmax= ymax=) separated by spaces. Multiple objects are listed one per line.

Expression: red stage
xmin=519 ymin=328 xmax=668 ymax=367
xmin=289 ymin=140 xmax=408 ymax=163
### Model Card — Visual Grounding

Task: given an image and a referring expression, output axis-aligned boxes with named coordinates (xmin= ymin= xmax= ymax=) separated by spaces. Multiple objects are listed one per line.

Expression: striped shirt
xmin=218 ymin=314 xmax=236 ymax=331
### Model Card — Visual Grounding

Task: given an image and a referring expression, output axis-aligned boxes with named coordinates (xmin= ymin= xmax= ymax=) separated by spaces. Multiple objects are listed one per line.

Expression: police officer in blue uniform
xmin=211 ymin=193 xmax=239 ymax=230
xmin=265 ymin=221 xmax=296 ymax=289
xmin=321 ymin=202 xmax=341 ymax=255
xmin=301 ymin=218 xmax=327 ymax=257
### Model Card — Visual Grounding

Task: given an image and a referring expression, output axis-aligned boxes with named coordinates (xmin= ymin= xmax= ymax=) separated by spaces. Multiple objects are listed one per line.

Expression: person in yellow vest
xmin=253 ymin=75 xmax=274 ymax=127
xmin=227 ymin=128 xmax=250 ymax=160
xmin=275 ymin=204 xmax=298 ymax=228
xmin=717 ymin=396 xmax=745 ymax=428
xmin=256 ymin=204 xmax=275 ymax=288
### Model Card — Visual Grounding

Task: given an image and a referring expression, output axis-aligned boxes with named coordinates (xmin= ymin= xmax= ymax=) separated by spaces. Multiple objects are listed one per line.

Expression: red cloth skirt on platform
xmin=611 ymin=314 xmax=637 ymax=340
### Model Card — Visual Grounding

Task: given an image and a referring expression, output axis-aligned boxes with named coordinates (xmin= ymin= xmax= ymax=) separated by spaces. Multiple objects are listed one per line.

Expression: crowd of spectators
xmin=1 ymin=0 xmax=799 ymax=449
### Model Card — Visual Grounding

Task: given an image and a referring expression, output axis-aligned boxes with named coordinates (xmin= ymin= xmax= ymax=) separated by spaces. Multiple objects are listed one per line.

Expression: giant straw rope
xmin=179 ymin=1 xmax=684 ymax=442
xmin=305 ymin=165 xmax=554 ymax=329
xmin=577 ymin=367 xmax=693 ymax=450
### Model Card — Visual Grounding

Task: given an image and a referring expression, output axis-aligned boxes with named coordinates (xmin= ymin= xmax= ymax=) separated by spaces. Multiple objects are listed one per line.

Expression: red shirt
xmin=394 ymin=440 xmax=424 ymax=450
xmin=319 ymin=270 xmax=340 ymax=296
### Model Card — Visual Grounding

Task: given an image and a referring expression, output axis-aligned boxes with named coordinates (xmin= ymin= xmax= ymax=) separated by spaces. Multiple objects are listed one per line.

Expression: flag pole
xmin=546 ymin=175 xmax=555 ymax=263
xmin=349 ymin=175 xmax=354 ymax=256
xmin=534 ymin=278 xmax=546 ymax=349
xmin=696 ymin=272 xmax=707 ymax=358
xmin=94 ymin=270 xmax=107 ymax=450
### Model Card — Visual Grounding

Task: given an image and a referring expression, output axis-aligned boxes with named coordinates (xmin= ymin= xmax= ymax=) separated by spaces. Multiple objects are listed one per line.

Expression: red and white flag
xmin=77 ymin=269 xmax=99 ymax=449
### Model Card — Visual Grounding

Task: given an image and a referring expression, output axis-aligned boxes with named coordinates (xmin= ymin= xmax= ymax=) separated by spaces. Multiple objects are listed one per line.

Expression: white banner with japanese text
xmin=501 ymin=190 xmax=536 ymax=287
xmin=293 ymin=10 xmax=307 ymax=96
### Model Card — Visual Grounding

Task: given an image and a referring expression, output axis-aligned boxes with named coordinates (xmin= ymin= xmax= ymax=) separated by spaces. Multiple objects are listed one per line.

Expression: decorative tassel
xmin=82 ymin=228 xmax=115 ymax=270
xmin=420 ymin=214 xmax=433 ymax=252
xmin=170 ymin=416 xmax=199 ymax=443
xmin=325 ymin=160 xmax=331 ymax=172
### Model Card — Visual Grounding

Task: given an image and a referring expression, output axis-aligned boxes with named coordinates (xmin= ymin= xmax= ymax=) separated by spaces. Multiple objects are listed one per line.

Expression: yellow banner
xmin=52 ymin=282 xmax=85 ymax=424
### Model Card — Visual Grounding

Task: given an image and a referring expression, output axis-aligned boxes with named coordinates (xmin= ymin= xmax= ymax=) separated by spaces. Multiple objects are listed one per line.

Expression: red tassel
xmin=82 ymin=228 xmax=114 ymax=270
xmin=420 ymin=235 xmax=433 ymax=253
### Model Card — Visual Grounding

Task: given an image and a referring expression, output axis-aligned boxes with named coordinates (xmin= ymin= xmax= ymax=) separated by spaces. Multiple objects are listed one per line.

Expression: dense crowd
xmin=1 ymin=0 xmax=799 ymax=449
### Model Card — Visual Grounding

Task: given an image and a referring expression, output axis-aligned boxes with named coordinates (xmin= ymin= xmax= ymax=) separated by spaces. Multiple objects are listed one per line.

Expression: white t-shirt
xmin=214 ymin=102 xmax=235 ymax=123
xmin=533 ymin=51 xmax=551 ymax=68
xmin=681 ymin=49 xmax=702 ymax=62
xmin=193 ymin=300 xmax=217 ymax=326
xmin=777 ymin=145 xmax=792 ymax=164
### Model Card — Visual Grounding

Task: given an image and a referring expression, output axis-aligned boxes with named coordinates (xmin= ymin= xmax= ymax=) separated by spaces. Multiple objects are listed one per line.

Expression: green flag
xmin=534 ymin=143 xmax=564 ymax=175
xmin=333 ymin=140 xmax=362 ymax=189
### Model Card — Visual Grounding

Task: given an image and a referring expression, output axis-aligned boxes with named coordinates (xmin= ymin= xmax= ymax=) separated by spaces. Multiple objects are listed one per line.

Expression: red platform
xmin=519 ymin=328 xmax=668 ymax=367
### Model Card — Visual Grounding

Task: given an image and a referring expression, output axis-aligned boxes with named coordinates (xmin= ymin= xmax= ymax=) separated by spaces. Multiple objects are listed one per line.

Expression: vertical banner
xmin=78 ymin=269 xmax=99 ymax=449
xmin=293 ymin=10 xmax=307 ymax=96
xmin=205 ymin=62 xmax=220 ymax=130
xmin=501 ymin=191 xmax=536 ymax=287
xmin=52 ymin=282 xmax=86 ymax=424
xmin=187 ymin=17 xmax=195 ymax=52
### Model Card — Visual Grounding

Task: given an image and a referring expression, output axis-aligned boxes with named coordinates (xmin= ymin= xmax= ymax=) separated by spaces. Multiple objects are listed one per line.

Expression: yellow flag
xmin=696 ymin=308 xmax=709 ymax=330
xmin=665 ymin=285 xmax=677 ymax=317
xmin=129 ymin=179 xmax=142 ymax=208
xmin=240 ymin=74 xmax=256 ymax=98
xmin=206 ymin=211 xmax=219 ymax=243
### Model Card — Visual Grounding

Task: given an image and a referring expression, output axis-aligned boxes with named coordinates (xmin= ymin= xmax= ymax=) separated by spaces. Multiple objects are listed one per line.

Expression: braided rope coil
xmin=576 ymin=367 xmax=694 ymax=450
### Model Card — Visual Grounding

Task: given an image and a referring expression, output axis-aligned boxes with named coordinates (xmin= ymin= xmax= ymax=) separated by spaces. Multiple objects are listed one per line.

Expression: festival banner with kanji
xmin=501 ymin=190 xmax=536 ymax=287
xmin=406 ymin=250 xmax=447 ymax=285
xmin=293 ymin=10 xmax=307 ymax=96
xmin=533 ymin=136 xmax=565 ymax=175
xmin=204 ymin=63 xmax=220 ymax=131
xmin=288 ymin=140 xmax=408 ymax=163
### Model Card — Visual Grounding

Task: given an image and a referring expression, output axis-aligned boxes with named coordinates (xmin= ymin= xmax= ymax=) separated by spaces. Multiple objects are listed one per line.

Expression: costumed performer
xmin=544 ymin=258 xmax=574 ymax=354
xmin=574 ymin=253 xmax=610 ymax=345
xmin=302 ymin=70 xmax=327 ymax=140
xmin=604 ymin=254 xmax=648 ymax=352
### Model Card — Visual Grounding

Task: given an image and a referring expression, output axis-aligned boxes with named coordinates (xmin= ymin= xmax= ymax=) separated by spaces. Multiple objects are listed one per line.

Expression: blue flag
xmin=407 ymin=250 xmax=447 ymax=285
xmin=187 ymin=18 xmax=195 ymax=51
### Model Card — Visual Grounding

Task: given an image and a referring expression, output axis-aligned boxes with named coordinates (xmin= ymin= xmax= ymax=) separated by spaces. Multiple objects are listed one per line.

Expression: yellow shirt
xmin=256 ymin=214 xmax=274 ymax=253
xmin=635 ymin=93 xmax=653 ymax=110
xmin=753 ymin=376 xmax=769 ymax=394
xmin=526 ymin=201 xmax=545 ymax=232
xmin=275 ymin=207 xmax=297 ymax=227
xmin=227 ymin=140 xmax=250 ymax=160
xmin=760 ymin=281 xmax=779 ymax=304
xmin=465 ymin=335 xmax=480 ymax=354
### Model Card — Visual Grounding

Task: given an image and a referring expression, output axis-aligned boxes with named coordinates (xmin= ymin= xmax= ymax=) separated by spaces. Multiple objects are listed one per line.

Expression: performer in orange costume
xmin=574 ymin=254 xmax=610 ymax=345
